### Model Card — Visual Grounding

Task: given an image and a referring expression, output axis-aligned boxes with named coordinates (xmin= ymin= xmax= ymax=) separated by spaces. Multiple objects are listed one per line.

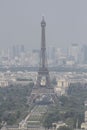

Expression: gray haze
xmin=0 ymin=0 xmax=87 ymax=50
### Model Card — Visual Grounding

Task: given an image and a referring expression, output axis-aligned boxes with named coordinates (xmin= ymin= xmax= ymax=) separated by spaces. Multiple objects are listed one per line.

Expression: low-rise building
xmin=54 ymin=78 xmax=69 ymax=96
xmin=52 ymin=121 xmax=67 ymax=130
xmin=81 ymin=111 xmax=87 ymax=129
xmin=0 ymin=80 xmax=8 ymax=87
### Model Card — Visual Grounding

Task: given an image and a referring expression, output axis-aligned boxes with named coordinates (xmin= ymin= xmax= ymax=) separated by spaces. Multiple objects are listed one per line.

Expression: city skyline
xmin=0 ymin=1 xmax=87 ymax=129
xmin=0 ymin=0 xmax=87 ymax=50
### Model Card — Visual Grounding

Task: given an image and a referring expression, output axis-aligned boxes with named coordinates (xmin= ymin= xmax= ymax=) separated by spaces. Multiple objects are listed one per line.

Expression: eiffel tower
xmin=29 ymin=17 xmax=54 ymax=104
xmin=36 ymin=16 xmax=50 ymax=88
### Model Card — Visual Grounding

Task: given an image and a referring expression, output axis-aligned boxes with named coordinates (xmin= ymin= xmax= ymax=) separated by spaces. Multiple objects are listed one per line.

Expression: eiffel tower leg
xmin=46 ymin=75 xmax=50 ymax=88
xmin=36 ymin=75 xmax=41 ymax=87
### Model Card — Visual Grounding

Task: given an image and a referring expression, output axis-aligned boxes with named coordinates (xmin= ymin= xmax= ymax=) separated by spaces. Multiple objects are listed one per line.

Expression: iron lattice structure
xmin=36 ymin=17 xmax=50 ymax=88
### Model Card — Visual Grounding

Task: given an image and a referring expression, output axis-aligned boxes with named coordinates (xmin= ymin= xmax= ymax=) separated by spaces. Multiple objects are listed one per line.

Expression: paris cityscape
xmin=1 ymin=1 xmax=87 ymax=130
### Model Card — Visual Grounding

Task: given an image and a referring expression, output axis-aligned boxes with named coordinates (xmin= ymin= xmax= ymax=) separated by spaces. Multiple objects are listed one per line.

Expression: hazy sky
xmin=0 ymin=0 xmax=87 ymax=50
